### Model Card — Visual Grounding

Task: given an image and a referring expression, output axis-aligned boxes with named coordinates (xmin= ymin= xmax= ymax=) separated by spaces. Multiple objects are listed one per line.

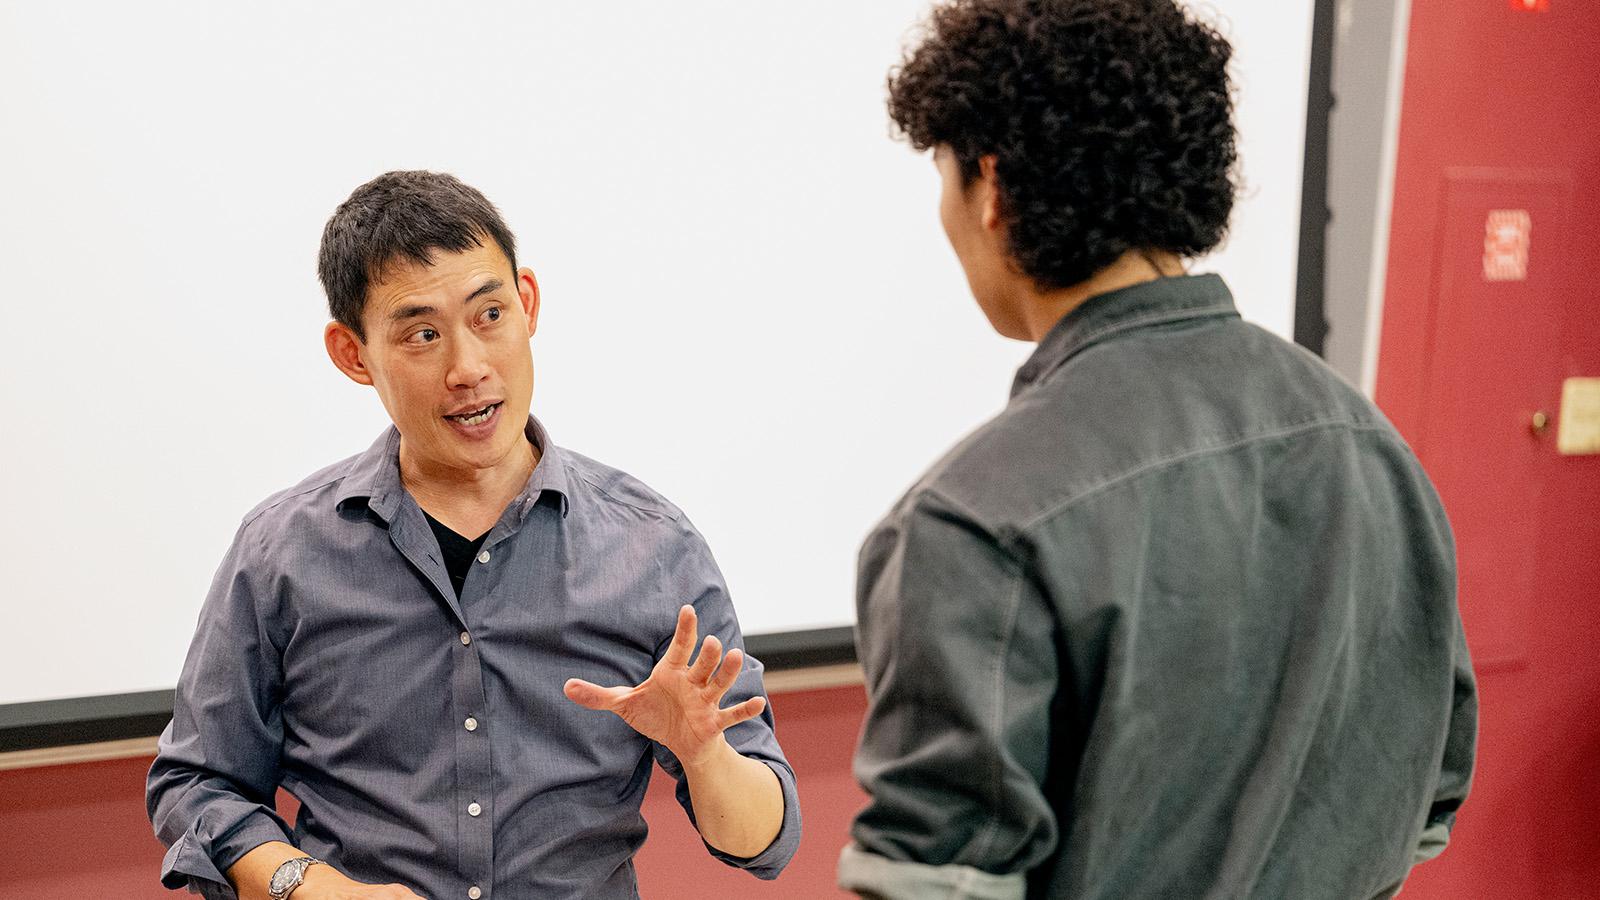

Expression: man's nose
xmin=446 ymin=335 xmax=492 ymax=390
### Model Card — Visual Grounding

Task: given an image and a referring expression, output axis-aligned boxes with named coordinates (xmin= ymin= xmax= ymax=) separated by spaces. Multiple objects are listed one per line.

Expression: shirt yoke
xmin=230 ymin=442 xmax=690 ymax=556
xmin=559 ymin=448 xmax=685 ymax=524
xmin=913 ymin=317 xmax=1409 ymax=541
xmin=236 ymin=451 xmax=366 ymax=538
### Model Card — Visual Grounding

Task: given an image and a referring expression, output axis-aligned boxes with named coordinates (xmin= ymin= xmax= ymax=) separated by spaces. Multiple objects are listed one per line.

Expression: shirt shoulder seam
xmin=1017 ymin=418 xmax=1393 ymax=533
xmin=912 ymin=486 xmax=1024 ymax=566
xmin=569 ymin=463 xmax=683 ymax=523
xmin=239 ymin=467 xmax=353 ymax=529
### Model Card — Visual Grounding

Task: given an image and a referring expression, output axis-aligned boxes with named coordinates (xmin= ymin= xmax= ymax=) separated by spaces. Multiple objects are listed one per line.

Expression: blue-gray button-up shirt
xmin=147 ymin=417 xmax=801 ymax=899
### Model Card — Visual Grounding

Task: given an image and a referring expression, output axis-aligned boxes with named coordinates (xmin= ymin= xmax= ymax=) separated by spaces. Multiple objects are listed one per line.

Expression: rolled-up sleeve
xmin=841 ymin=488 xmax=1057 ymax=900
xmin=650 ymin=519 xmax=802 ymax=879
xmin=147 ymin=519 xmax=292 ymax=898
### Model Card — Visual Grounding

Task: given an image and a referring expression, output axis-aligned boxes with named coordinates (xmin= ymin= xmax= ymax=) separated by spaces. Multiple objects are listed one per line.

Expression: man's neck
xmin=1018 ymin=249 xmax=1186 ymax=342
xmin=399 ymin=437 xmax=540 ymax=539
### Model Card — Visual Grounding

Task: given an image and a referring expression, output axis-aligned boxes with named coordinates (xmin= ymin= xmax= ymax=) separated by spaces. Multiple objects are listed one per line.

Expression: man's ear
xmin=977 ymin=155 xmax=1003 ymax=232
xmin=325 ymin=321 xmax=374 ymax=386
xmin=517 ymin=266 xmax=542 ymax=338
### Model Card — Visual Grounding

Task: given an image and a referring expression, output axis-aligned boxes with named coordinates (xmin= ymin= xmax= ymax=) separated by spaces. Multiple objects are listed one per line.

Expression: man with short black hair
xmin=839 ymin=2 xmax=1475 ymax=898
xmin=147 ymin=170 xmax=799 ymax=900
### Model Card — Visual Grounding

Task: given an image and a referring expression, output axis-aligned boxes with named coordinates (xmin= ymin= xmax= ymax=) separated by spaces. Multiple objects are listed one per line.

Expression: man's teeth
xmin=450 ymin=404 xmax=496 ymax=426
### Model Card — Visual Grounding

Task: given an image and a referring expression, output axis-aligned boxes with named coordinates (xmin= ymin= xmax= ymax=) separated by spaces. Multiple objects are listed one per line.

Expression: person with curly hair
xmin=839 ymin=2 xmax=1475 ymax=898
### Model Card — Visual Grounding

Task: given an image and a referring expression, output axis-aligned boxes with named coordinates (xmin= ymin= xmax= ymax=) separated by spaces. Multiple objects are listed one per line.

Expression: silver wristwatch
xmin=268 ymin=856 xmax=324 ymax=900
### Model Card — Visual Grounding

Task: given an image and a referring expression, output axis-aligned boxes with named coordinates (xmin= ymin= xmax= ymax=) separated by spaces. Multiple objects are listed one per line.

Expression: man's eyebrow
xmin=389 ymin=303 xmax=437 ymax=323
xmin=465 ymin=278 xmax=504 ymax=303
xmin=387 ymin=279 xmax=505 ymax=323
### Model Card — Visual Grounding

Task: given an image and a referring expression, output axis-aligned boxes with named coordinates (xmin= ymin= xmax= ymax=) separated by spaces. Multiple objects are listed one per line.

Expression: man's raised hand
xmin=563 ymin=605 xmax=766 ymax=766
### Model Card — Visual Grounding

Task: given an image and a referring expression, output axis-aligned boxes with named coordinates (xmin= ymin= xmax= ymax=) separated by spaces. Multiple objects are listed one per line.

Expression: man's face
xmin=326 ymin=240 xmax=540 ymax=481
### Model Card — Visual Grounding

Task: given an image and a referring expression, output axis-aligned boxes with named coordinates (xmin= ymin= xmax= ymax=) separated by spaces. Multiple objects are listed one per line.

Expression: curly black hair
xmin=888 ymin=0 xmax=1237 ymax=289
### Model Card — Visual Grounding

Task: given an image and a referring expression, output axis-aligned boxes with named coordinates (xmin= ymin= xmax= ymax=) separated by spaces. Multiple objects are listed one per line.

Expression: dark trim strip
xmin=0 ymin=689 xmax=175 ymax=754
xmin=1294 ymin=0 xmax=1337 ymax=355
xmin=746 ymin=626 xmax=857 ymax=671
xmin=0 ymin=629 xmax=857 ymax=754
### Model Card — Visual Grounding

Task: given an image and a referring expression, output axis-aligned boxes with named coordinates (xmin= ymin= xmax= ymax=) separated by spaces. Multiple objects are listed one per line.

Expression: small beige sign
xmin=1558 ymin=377 xmax=1600 ymax=456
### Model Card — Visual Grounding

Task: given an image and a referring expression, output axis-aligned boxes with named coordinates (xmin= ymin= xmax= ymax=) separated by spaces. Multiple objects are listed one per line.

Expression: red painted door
xmin=1374 ymin=3 xmax=1600 ymax=898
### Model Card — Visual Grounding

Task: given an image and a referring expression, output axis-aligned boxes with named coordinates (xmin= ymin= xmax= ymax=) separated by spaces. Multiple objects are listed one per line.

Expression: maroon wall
xmin=0 ymin=685 xmax=867 ymax=899
xmin=1372 ymin=1 xmax=1600 ymax=897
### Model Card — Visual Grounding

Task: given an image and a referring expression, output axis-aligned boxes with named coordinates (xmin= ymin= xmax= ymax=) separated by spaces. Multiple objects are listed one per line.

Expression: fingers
xmin=716 ymin=694 xmax=767 ymax=730
xmin=661 ymin=604 xmax=698 ymax=667
xmin=562 ymin=678 xmax=629 ymax=711
xmin=687 ymin=634 xmax=722 ymax=686
xmin=707 ymin=647 xmax=744 ymax=699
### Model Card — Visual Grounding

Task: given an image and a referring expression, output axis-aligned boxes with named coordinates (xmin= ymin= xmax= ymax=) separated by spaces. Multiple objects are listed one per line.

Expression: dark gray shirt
xmin=147 ymin=417 xmax=800 ymax=900
xmin=839 ymin=275 xmax=1475 ymax=900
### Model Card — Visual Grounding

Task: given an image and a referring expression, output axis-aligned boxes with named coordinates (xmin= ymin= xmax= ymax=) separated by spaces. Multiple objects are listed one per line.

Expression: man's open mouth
xmin=446 ymin=403 xmax=501 ymax=426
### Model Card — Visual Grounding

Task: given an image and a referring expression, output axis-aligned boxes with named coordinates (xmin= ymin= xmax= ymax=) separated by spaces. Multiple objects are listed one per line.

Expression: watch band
xmin=268 ymin=856 xmax=324 ymax=900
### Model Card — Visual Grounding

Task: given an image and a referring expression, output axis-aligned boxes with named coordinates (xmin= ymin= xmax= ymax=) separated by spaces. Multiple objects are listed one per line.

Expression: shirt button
xmin=468 ymin=888 xmax=482 ymax=900
xmin=477 ymin=550 xmax=491 ymax=564
xmin=464 ymin=717 xmax=479 ymax=732
xmin=468 ymin=801 xmax=482 ymax=817
xmin=460 ymin=632 xmax=472 ymax=646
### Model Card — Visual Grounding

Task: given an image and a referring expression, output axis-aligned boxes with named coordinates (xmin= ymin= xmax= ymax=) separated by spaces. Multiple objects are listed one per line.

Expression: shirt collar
xmin=335 ymin=414 xmax=572 ymax=522
xmin=1010 ymin=273 xmax=1239 ymax=399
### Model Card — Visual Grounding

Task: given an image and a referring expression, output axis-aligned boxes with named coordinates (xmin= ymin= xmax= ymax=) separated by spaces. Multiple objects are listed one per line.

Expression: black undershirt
xmin=423 ymin=511 xmax=489 ymax=599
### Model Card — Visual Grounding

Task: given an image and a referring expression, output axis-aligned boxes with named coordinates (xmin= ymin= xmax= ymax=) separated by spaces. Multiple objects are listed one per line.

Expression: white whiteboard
xmin=0 ymin=0 xmax=1312 ymax=706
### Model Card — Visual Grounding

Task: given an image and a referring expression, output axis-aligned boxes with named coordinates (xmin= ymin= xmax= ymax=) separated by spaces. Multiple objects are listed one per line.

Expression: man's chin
xmin=399 ymin=425 xmax=523 ymax=481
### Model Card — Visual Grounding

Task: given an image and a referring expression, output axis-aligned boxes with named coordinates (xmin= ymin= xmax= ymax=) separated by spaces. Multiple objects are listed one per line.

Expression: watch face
xmin=270 ymin=858 xmax=306 ymax=893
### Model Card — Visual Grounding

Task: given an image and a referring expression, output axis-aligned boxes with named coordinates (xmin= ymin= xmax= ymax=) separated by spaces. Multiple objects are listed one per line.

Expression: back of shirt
xmin=846 ymin=276 xmax=1475 ymax=900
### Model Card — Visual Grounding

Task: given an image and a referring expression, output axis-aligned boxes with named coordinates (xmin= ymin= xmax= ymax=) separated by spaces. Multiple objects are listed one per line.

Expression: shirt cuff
xmin=160 ymin=807 xmax=292 ymax=897
xmin=1412 ymin=820 xmax=1452 ymax=865
xmin=702 ymin=758 xmax=802 ymax=879
xmin=837 ymin=843 xmax=1026 ymax=900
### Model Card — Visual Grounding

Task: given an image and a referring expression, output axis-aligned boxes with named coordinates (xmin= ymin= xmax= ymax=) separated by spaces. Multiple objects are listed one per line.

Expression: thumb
xmin=563 ymin=678 xmax=629 ymax=711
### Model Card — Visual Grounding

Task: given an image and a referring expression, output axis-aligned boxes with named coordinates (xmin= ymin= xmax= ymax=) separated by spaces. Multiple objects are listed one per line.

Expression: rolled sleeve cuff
xmin=837 ymin=843 xmax=1025 ymax=900
xmin=160 ymin=808 xmax=291 ymax=897
xmin=704 ymin=758 xmax=802 ymax=879
xmin=1412 ymin=820 xmax=1452 ymax=865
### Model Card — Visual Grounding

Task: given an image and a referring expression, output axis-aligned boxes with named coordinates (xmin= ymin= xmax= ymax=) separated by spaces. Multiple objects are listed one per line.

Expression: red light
xmin=1511 ymin=0 xmax=1549 ymax=10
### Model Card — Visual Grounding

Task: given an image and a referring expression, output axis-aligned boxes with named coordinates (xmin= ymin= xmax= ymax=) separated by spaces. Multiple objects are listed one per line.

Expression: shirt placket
xmin=454 ymin=610 xmax=494 ymax=899
xmin=390 ymin=515 xmax=497 ymax=899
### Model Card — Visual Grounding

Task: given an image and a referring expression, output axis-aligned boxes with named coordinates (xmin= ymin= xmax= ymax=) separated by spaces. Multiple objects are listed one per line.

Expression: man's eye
xmin=482 ymin=307 xmax=502 ymax=324
xmin=407 ymin=329 xmax=439 ymax=344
